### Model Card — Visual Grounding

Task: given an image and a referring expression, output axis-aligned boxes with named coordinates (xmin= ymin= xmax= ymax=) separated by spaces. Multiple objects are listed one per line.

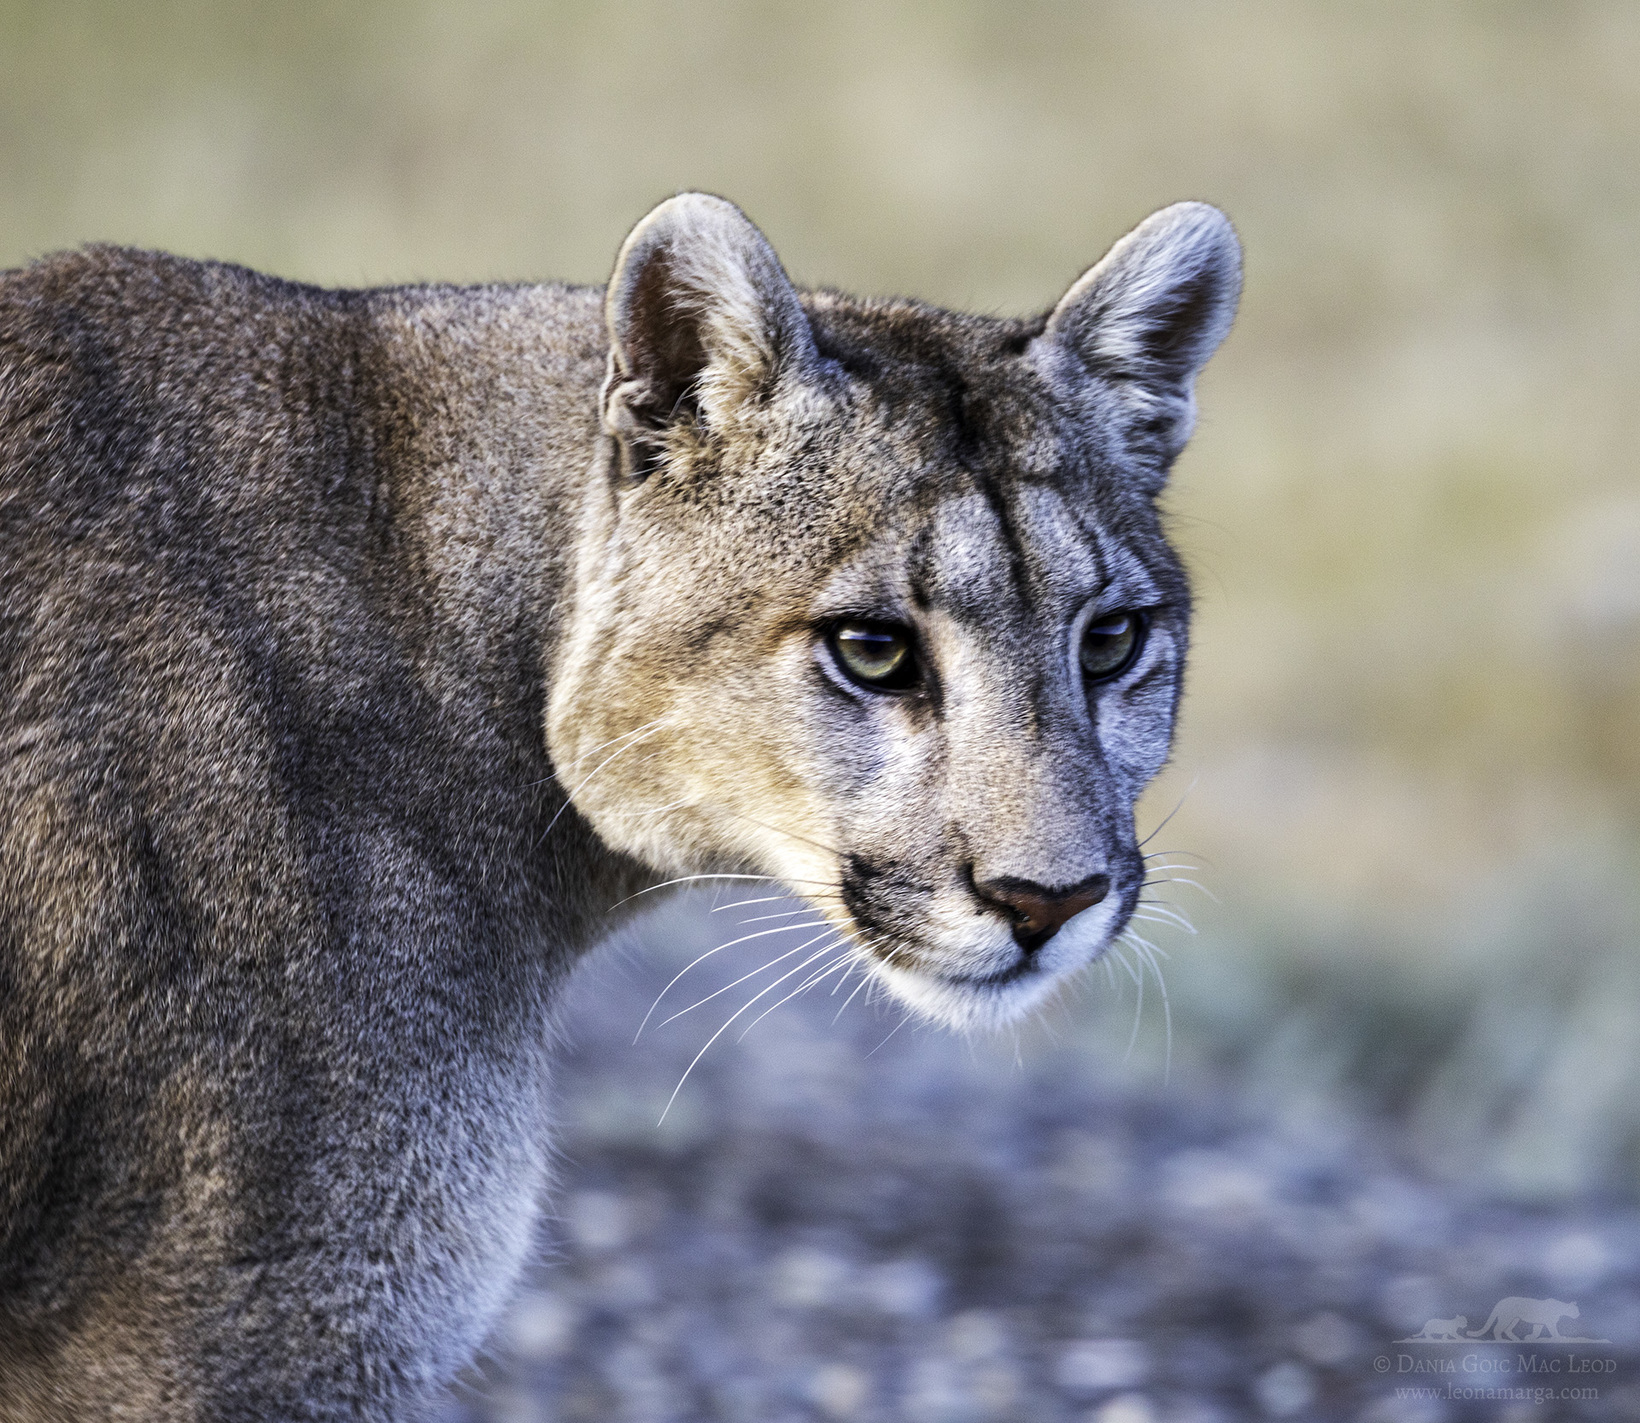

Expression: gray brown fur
xmin=0 ymin=195 xmax=1239 ymax=1418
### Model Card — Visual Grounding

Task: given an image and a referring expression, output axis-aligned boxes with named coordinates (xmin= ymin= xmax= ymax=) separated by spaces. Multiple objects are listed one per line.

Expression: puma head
xmin=547 ymin=192 xmax=1240 ymax=1029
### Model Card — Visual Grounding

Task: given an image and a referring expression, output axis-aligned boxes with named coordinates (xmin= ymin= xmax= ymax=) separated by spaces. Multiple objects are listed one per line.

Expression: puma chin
xmin=546 ymin=193 xmax=1240 ymax=1032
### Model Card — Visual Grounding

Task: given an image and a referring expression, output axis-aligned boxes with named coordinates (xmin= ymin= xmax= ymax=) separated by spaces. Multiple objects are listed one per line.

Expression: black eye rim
xmin=823 ymin=619 xmax=923 ymax=694
xmin=1079 ymin=607 xmax=1151 ymax=684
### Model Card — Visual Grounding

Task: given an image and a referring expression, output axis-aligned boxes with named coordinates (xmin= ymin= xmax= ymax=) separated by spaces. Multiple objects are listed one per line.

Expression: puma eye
xmin=1080 ymin=610 xmax=1146 ymax=682
xmin=828 ymin=622 xmax=919 ymax=692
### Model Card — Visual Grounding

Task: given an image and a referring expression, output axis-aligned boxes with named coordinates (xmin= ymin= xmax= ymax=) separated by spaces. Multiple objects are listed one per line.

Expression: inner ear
xmin=1047 ymin=202 xmax=1241 ymax=386
xmin=602 ymin=192 xmax=823 ymax=480
xmin=604 ymin=249 xmax=708 ymax=480
xmin=1038 ymin=202 xmax=1242 ymax=484
xmin=620 ymin=249 xmax=707 ymax=431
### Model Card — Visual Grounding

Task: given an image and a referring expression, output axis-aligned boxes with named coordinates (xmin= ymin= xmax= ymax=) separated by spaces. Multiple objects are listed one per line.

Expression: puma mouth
xmin=861 ymin=940 xmax=1038 ymax=989
xmin=867 ymin=953 xmax=1072 ymax=1031
xmin=841 ymin=897 xmax=1125 ymax=1030
xmin=936 ymin=957 xmax=1038 ymax=990
xmin=852 ymin=935 xmax=1034 ymax=988
xmin=848 ymin=932 xmax=1033 ymax=991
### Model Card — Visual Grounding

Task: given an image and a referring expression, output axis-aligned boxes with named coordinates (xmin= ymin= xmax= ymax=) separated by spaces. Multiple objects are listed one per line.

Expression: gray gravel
xmin=437 ymin=908 xmax=1640 ymax=1423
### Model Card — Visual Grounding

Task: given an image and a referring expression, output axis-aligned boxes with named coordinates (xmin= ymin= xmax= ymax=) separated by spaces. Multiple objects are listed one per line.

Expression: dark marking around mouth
xmin=840 ymin=853 xmax=939 ymax=971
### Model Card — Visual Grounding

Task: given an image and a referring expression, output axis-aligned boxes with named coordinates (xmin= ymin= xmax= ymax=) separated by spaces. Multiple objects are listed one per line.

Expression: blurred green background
xmin=6 ymin=0 xmax=1638 ymax=1199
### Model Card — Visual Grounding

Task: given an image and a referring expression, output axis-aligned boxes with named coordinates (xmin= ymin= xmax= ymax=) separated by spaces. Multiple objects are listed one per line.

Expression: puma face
xmin=547 ymin=194 xmax=1240 ymax=1030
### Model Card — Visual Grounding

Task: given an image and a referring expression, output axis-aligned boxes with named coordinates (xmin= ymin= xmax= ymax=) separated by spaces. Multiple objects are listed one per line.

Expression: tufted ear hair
xmin=602 ymin=192 xmax=825 ymax=479
xmin=1040 ymin=202 xmax=1242 ymax=485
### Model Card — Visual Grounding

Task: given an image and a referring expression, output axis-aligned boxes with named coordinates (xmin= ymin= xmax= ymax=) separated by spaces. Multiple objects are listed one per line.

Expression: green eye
xmin=829 ymin=622 xmax=919 ymax=691
xmin=1080 ymin=610 xmax=1145 ymax=681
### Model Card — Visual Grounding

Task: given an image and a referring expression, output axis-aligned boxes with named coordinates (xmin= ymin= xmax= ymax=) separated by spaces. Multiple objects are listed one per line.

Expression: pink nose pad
xmin=973 ymin=873 xmax=1111 ymax=952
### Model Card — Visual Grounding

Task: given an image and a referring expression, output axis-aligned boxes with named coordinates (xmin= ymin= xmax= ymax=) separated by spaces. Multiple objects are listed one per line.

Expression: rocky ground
xmin=436 ymin=908 xmax=1640 ymax=1423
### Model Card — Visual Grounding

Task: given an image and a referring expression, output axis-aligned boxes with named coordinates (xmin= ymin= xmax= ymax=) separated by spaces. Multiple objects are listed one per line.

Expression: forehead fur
xmin=784 ymin=293 xmax=1183 ymax=605
xmin=800 ymin=292 xmax=1158 ymax=517
xmin=810 ymin=293 xmax=1054 ymax=473
xmin=626 ymin=286 xmax=1187 ymax=636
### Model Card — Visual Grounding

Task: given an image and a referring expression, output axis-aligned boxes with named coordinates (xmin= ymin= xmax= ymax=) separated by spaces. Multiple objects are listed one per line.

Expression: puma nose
xmin=973 ymin=872 xmax=1111 ymax=952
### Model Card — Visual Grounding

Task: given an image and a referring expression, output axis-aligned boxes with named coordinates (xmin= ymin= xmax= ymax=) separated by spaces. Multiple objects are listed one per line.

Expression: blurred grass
xmin=4 ymin=0 xmax=1638 ymax=1196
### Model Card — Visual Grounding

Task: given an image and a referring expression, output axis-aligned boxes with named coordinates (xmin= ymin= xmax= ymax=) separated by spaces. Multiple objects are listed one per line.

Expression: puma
xmin=0 ymin=193 xmax=1240 ymax=1418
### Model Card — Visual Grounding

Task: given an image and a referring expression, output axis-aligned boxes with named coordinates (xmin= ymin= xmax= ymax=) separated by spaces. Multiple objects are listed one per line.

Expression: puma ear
xmin=1041 ymin=202 xmax=1242 ymax=484
xmin=602 ymin=192 xmax=823 ymax=479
